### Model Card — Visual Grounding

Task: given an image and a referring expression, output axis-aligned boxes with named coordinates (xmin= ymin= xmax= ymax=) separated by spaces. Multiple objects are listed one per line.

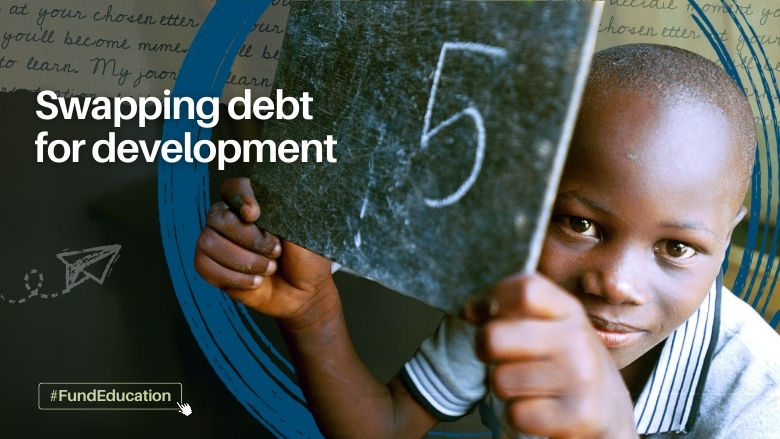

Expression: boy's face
xmin=538 ymin=89 xmax=746 ymax=370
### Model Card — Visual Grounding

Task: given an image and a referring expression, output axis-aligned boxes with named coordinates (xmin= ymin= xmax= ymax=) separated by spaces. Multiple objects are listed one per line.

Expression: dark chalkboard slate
xmin=252 ymin=1 xmax=602 ymax=314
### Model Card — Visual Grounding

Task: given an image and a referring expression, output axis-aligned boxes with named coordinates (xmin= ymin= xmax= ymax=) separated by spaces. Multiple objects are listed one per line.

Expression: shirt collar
xmin=633 ymin=276 xmax=722 ymax=435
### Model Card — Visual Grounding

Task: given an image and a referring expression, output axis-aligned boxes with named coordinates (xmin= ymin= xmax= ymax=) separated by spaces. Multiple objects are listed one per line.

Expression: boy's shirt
xmin=400 ymin=278 xmax=780 ymax=437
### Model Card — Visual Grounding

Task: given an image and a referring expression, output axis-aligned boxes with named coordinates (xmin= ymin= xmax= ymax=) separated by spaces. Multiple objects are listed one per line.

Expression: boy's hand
xmin=466 ymin=274 xmax=638 ymax=439
xmin=194 ymin=178 xmax=336 ymax=324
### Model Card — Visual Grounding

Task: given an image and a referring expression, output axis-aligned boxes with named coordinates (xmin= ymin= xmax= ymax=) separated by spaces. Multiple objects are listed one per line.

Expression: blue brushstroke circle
xmin=158 ymin=0 xmax=321 ymax=437
xmin=690 ymin=0 xmax=780 ymax=327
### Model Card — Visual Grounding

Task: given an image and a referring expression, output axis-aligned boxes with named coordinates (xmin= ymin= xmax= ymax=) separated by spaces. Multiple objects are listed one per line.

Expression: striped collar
xmin=634 ymin=275 xmax=722 ymax=435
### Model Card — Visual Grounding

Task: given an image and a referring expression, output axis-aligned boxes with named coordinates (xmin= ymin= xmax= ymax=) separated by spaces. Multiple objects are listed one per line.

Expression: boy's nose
xmin=581 ymin=248 xmax=650 ymax=306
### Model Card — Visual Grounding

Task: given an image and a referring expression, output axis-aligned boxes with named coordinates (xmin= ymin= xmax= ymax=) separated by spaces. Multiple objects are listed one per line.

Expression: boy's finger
xmin=206 ymin=203 xmax=281 ymax=257
xmin=197 ymin=227 xmax=277 ymax=275
xmin=221 ymin=177 xmax=260 ymax=222
xmin=504 ymin=396 xmax=586 ymax=438
xmin=194 ymin=251 xmax=263 ymax=290
xmin=477 ymin=318 xmax=564 ymax=362
xmin=490 ymin=360 xmax=569 ymax=400
xmin=465 ymin=274 xmax=583 ymax=323
xmin=224 ymin=282 xmax=273 ymax=313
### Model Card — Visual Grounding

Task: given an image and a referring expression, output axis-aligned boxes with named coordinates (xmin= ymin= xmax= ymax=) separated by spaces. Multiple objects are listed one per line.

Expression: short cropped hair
xmin=584 ymin=43 xmax=756 ymax=198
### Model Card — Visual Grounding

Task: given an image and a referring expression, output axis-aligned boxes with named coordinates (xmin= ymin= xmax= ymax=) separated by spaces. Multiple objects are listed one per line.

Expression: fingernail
xmin=463 ymin=297 xmax=480 ymax=323
xmin=463 ymin=296 xmax=499 ymax=323
xmin=252 ymin=276 xmax=263 ymax=287
xmin=266 ymin=260 xmax=277 ymax=273
xmin=488 ymin=298 xmax=500 ymax=317
xmin=273 ymin=243 xmax=282 ymax=256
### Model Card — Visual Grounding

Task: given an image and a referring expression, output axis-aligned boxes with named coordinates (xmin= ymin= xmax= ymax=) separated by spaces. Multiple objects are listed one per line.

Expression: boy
xmin=194 ymin=44 xmax=780 ymax=438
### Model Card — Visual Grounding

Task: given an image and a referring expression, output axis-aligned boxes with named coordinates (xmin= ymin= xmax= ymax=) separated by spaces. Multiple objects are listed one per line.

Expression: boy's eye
xmin=563 ymin=216 xmax=599 ymax=237
xmin=655 ymin=240 xmax=696 ymax=259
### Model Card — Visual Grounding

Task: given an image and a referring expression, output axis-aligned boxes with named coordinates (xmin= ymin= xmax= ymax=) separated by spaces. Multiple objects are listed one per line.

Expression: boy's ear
xmin=726 ymin=206 xmax=748 ymax=244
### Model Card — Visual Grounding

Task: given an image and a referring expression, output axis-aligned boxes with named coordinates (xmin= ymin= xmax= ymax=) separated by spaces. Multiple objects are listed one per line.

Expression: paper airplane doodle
xmin=0 ymin=244 xmax=122 ymax=304
xmin=57 ymin=245 xmax=122 ymax=293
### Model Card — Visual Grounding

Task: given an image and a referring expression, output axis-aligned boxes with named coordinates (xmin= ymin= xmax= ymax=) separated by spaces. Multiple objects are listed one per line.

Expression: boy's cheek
xmin=537 ymin=239 xmax=584 ymax=290
xmin=655 ymin=262 xmax=721 ymax=321
xmin=654 ymin=290 xmax=708 ymax=335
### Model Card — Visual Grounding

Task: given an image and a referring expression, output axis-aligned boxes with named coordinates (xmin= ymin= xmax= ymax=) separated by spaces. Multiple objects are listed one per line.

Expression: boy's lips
xmin=588 ymin=315 xmax=645 ymax=348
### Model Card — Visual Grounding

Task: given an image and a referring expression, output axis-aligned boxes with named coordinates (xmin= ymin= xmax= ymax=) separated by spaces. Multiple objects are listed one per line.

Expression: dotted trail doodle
xmin=0 ymin=244 xmax=121 ymax=304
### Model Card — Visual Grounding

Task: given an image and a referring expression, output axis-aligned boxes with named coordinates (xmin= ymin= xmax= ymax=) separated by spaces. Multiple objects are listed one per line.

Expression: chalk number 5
xmin=420 ymin=42 xmax=508 ymax=208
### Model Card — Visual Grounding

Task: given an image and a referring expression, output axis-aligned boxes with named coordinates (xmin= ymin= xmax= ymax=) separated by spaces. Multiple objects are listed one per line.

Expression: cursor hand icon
xmin=177 ymin=402 xmax=192 ymax=416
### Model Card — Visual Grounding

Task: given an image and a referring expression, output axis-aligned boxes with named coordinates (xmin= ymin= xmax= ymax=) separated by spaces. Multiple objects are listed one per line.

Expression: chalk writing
xmin=420 ymin=42 xmax=507 ymax=208
xmin=353 ymin=143 xmax=378 ymax=249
